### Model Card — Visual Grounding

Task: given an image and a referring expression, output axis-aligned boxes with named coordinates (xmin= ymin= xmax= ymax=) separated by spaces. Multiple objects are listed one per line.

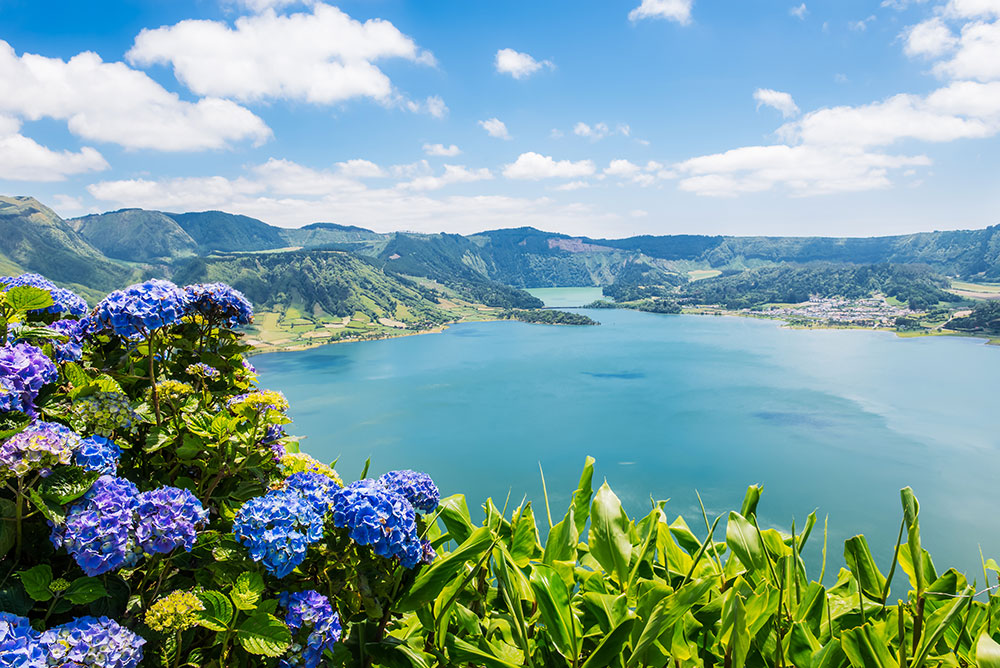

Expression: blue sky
xmin=0 ymin=0 xmax=997 ymax=237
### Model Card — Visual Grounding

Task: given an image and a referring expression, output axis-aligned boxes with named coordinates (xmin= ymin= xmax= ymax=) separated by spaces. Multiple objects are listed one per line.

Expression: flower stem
xmin=148 ymin=331 xmax=162 ymax=425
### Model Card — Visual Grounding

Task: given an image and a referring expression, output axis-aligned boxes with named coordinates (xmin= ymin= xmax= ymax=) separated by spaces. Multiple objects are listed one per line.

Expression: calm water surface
xmin=255 ymin=292 xmax=1000 ymax=578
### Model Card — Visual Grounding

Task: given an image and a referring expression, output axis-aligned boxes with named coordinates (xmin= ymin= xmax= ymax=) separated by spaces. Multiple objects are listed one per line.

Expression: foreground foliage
xmin=3 ymin=271 xmax=1000 ymax=667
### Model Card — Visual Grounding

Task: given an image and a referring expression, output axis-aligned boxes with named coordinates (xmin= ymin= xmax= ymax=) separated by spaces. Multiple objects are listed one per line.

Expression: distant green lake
xmin=254 ymin=289 xmax=1000 ymax=578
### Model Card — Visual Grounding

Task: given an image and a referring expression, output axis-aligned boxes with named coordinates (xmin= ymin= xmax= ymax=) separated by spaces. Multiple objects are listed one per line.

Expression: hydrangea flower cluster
xmin=376 ymin=470 xmax=441 ymax=514
xmin=90 ymin=279 xmax=189 ymax=339
xmin=38 ymin=616 xmax=145 ymax=667
xmin=0 ymin=376 xmax=24 ymax=413
xmin=0 ymin=273 xmax=88 ymax=316
xmin=283 ymin=471 xmax=339 ymax=516
xmin=184 ymin=283 xmax=254 ymax=327
xmin=185 ymin=362 xmax=220 ymax=379
xmin=52 ymin=476 xmax=141 ymax=576
xmin=144 ymin=591 xmax=204 ymax=633
xmin=0 ymin=341 xmax=57 ymax=416
xmin=227 ymin=390 xmax=289 ymax=415
xmin=73 ymin=436 xmax=122 ymax=475
xmin=52 ymin=476 xmax=207 ymax=576
xmin=71 ymin=392 xmax=137 ymax=436
xmin=134 ymin=487 xmax=208 ymax=555
xmin=46 ymin=319 xmax=85 ymax=363
xmin=280 ymin=453 xmax=342 ymax=485
xmin=0 ymin=421 xmax=82 ymax=478
xmin=261 ymin=423 xmax=287 ymax=461
xmin=278 ymin=590 xmax=342 ymax=668
xmin=329 ymin=480 xmax=422 ymax=568
xmin=0 ymin=612 xmax=45 ymax=667
xmin=233 ymin=488 xmax=325 ymax=578
xmin=152 ymin=380 xmax=194 ymax=404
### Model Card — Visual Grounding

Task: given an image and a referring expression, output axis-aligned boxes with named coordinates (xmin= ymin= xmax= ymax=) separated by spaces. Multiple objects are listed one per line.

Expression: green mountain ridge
xmin=70 ymin=208 xmax=199 ymax=262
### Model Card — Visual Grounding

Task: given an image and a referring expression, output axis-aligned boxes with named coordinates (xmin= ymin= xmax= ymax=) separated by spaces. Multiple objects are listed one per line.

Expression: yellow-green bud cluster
xmin=281 ymin=452 xmax=343 ymax=487
xmin=153 ymin=380 xmax=195 ymax=403
xmin=144 ymin=590 xmax=204 ymax=633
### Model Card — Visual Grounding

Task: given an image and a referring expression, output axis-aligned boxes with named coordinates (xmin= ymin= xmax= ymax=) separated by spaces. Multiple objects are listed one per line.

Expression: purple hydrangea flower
xmin=0 ymin=612 xmax=44 ymax=668
xmin=134 ymin=487 xmax=208 ymax=555
xmin=184 ymin=283 xmax=254 ymax=327
xmin=329 ymin=480 xmax=422 ymax=568
xmin=0 ymin=421 xmax=81 ymax=478
xmin=278 ymin=591 xmax=342 ymax=668
xmin=0 ymin=377 xmax=24 ymax=413
xmin=185 ymin=362 xmax=220 ymax=379
xmin=90 ymin=279 xmax=189 ymax=340
xmin=376 ymin=470 xmax=440 ymax=514
xmin=51 ymin=476 xmax=141 ymax=577
xmin=46 ymin=319 xmax=84 ymax=363
xmin=0 ymin=273 xmax=88 ymax=316
xmin=421 ymin=539 xmax=437 ymax=565
xmin=261 ymin=424 xmax=287 ymax=461
xmin=0 ymin=342 xmax=57 ymax=416
xmin=233 ymin=488 xmax=325 ymax=578
xmin=38 ymin=616 xmax=144 ymax=668
xmin=73 ymin=436 xmax=122 ymax=476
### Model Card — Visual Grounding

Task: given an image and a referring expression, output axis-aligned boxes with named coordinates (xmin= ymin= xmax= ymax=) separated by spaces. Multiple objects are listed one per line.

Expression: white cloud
xmin=754 ymin=88 xmax=800 ymax=118
xmin=423 ymin=143 xmax=461 ymax=157
xmin=390 ymin=160 xmax=431 ymax=179
xmin=335 ymin=159 xmax=386 ymax=178
xmin=398 ymin=164 xmax=493 ymax=191
xmin=943 ymin=0 xmax=1000 ymax=18
xmin=881 ymin=0 xmax=929 ymax=9
xmin=0 ymin=41 xmax=270 ymax=151
xmin=503 ymin=152 xmax=596 ymax=180
xmin=0 ymin=119 xmax=109 ymax=182
xmin=790 ymin=4 xmax=808 ymax=19
xmin=605 ymin=159 xmax=642 ymax=177
xmin=850 ymin=15 xmax=877 ymax=31
xmin=494 ymin=48 xmax=554 ymax=79
xmin=479 ymin=117 xmax=511 ymax=140
xmin=932 ymin=20 xmax=1000 ymax=81
xmin=229 ymin=0 xmax=306 ymax=12
xmin=553 ymin=180 xmax=590 ymax=191
xmin=628 ymin=0 xmax=693 ymax=24
xmin=904 ymin=18 xmax=958 ymax=57
xmin=127 ymin=4 xmax=436 ymax=106
xmin=572 ymin=122 xmax=632 ymax=140
xmin=406 ymin=95 xmax=449 ymax=118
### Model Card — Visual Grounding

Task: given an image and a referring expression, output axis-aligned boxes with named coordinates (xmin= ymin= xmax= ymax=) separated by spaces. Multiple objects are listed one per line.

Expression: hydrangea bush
xmin=0 ymin=274 xmax=441 ymax=667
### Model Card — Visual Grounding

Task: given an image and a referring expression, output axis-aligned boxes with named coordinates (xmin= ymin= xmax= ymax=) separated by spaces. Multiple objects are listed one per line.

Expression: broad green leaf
xmin=580 ymin=617 xmax=635 ymax=668
xmin=720 ymin=591 xmax=749 ymax=668
xmin=5 ymin=285 xmax=53 ymax=312
xmin=231 ymin=571 xmax=265 ymax=610
xmin=449 ymin=637 xmax=524 ymax=668
xmin=726 ymin=511 xmax=765 ymax=575
xmin=196 ymin=590 xmax=234 ymax=632
xmin=911 ymin=586 xmax=973 ymax=668
xmin=844 ymin=535 xmax=887 ymax=601
xmin=977 ymin=632 xmax=1000 ymax=668
xmin=63 ymin=362 xmax=90 ymax=388
xmin=588 ymin=482 xmax=632 ymax=586
xmin=63 ymin=577 xmax=107 ymax=605
xmin=740 ymin=485 xmax=762 ymax=518
xmin=509 ymin=502 xmax=540 ymax=566
xmin=627 ymin=578 xmax=713 ymax=668
xmin=236 ymin=612 xmax=291 ymax=657
xmin=37 ymin=467 xmax=101 ymax=505
xmin=18 ymin=565 xmax=53 ymax=602
xmin=571 ymin=455 xmax=595 ymax=537
xmin=529 ymin=562 xmax=580 ymax=663
xmin=840 ymin=623 xmax=899 ymax=668
xmin=786 ymin=621 xmax=822 ymax=668
xmin=398 ymin=526 xmax=493 ymax=610
xmin=543 ymin=507 xmax=578 ymax=564
xmin=437 ymin=494 xmax=475 ymax=545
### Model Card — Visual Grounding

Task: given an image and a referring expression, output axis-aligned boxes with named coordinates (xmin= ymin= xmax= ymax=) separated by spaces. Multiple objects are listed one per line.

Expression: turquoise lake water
xmin=254 ymin=292 xmax=1000 ymax=580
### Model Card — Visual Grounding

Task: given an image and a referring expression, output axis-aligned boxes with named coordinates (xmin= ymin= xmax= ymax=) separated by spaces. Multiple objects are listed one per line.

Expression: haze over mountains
xmin=3 ymin=194 xmax=1000 ymax=321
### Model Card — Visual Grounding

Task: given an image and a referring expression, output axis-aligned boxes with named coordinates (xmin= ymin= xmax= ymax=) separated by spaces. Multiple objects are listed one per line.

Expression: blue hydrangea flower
xmin=51 ymin=476 xmax=141 ymax=577
xmin=0 ymin=273 xmax=88 ymax=316
xmin=46 ymin=319 xmax=85 ymax=363
xmin=185 ymin=362 xmax=220 ymax=379
xmin=329 ymin=480 xmax=422 ymax=568
xmin=278 ymin=591 xmax=342 ymax=668
xmin=73 ymin=436 xmax=122 ymax=476
xmin=421 ymin=539 xmax=437 ymax=565
xmin=0 ymin=341 xmax=57 ymax=416
xmin=0 ymin=377 xmax=24 ymax=413
xmin=233 ymin=488 xmax=325 ymax=578
xmin=134 ymin=486 xmax=208 ymax=555
xmin=261 ymin=423 xmax=287 ymax=461
xmin=376 ymin=470 xmax=440 ymax=514
xmin=184 ymin=283 xmax=254 ymax=327
xmin=0 ymin=421 xmax=82 ymax=478
xmin=284 ymin=472 xmax=338 ymax=516
xmin=38 ymin=616 xmax=145 ymax=668
xmin=0 ymin=612 xmax=44 ymax=668
xmin=90 ymin=279 xmax=189 ymax=340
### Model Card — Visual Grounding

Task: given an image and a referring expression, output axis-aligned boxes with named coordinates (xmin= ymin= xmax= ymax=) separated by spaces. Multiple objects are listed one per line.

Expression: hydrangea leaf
xmin=5 ymin=285 xmax=54 ymax=312
xmin=231 ymin=572 xmax=264 ymax=610
xmin=63 ymin=577 xmax=107 ymax=605
xmin=236 ymin=612 xmax=291 ymax=657
xmin=18 ymin=564 xmax=53 ymax=602
xmin=196 ymin=590 xmax=233 ymax=632
xmin=37 ymin=466 xmax=101 ymax=505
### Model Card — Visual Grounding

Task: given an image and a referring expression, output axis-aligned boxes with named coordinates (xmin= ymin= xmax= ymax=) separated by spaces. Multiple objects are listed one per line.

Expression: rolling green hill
xmin=166 ymin=210 xmax=289 ymax=253
xmin=70 ymin=208 xmax=198 ymax=262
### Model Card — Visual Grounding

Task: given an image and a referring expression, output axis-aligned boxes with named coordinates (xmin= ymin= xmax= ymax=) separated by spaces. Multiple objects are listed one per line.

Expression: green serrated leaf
xmin=18 ymin=565 xmax=53 ymax=602
xmin=28 ymin=489 xmax=65 ymax=525
xmin=6 ymin=285 xmax=54 ymax=312
xmin=236 ymin=612 xmax=291 ymax=657
xmin=63 ymin=577 xmax=107 ymax=606
xmin=196 ymin=590 xmax=234 ymax=632
xmin=231 ymin=572 xmax=264 ymax=611
xmin=38 ymin=467 xmax=101 ymax=505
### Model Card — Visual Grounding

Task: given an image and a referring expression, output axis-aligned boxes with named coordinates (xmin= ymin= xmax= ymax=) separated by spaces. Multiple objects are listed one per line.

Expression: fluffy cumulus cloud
xmin=0 ymin=116 xmax=108 ymax=181
xmin=423 ymin=143 xmax=461 ymax=156
xmin=336 ymin=159 xmax=386 ymax=178
xmin=572 ymin=122 xmax=631 ymax=140
xmin=503 ymin=152 xmax=596 ymax=180
xmin=478 ymin=117 xmax=511 ymax=140
xmin=754 ymin=89 xmax=800 ymax=118
xmin=127 ymin=3 xmax=436 ymax=106
xmin=904 ymin=17 xmax=958 ymax=57
xmin=494 ymin=48 xmax=554 ymax=79
xmin=628 ymin=0 xmax=693 ymax=24
xmin=0 ymin=41 xmax=270 ymax=151
xmin=398 ymin=164 xmax=493 ymax=191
